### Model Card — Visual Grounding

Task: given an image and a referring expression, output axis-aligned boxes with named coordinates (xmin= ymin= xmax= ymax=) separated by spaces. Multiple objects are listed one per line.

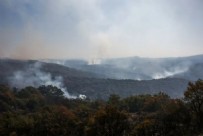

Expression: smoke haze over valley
xmin=43 ymin=54 xmax=203 ymax=81
xmin=8 ymin=62 xmax=77 ymax=99
xmin=1 ymin=1 xmax=203 ymax=136
xmin=0 ymin=0 xmax=203 ymax=99
xmin=0 ymin=54 xmax=203 ymax=99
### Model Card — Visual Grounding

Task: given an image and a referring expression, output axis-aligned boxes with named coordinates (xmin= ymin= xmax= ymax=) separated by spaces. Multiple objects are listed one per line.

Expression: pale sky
xmin=0 ymin=0 xmax=203 ymax=59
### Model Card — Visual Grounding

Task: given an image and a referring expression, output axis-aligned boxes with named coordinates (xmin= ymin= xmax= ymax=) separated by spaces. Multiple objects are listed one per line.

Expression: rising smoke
xmin=8 ymin=62 xmax=77 ymax=99
xmin=152 ymin=67 xmax=189 ymax=79
xmin=1 ymin=0 xmax=203 ymax=60
xmin=46 ymin=56 xmax=194 ymax=80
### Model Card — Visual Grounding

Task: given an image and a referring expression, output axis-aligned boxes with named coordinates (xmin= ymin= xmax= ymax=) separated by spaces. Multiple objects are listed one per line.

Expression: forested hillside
xmin=0 ymin=80 xmax=203 ymax=136
xmin=0 ymin=59 xmax=189 ymax=99
xmin=46 ymin=54 xmax=203 ymax=80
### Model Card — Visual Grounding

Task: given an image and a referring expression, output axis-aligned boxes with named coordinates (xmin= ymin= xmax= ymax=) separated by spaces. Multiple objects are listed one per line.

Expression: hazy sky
xmin=0 ymin=0 xmax=203 ymax=59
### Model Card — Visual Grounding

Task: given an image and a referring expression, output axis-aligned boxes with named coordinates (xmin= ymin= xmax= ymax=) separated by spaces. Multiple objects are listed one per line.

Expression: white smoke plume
xmin=8 ymin=62 xmax=77 ymax=99
xmin=152 ymin=67 xmax=189 ymax=79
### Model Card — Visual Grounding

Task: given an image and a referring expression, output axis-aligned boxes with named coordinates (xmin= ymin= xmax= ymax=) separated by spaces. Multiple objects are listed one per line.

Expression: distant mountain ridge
xmin=0 ymin=59 xmax=99 ymax=80
xmin=43 ymin=54 xmax=203 ymax=81
xmin=0 ymin=54 xmax=203 ymax=99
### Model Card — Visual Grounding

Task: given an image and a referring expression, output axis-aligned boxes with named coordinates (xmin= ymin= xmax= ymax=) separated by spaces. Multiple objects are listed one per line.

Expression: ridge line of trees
xmin=0 ymin=80 xmax=203 ymax=136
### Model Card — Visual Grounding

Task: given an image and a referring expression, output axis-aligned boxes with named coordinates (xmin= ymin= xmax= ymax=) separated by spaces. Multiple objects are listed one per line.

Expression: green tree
xmin=184 ymin=79 xmax=203 ymax=131
xmin=108 ymin=94 xmax=120 ymax=107
xmin=0 ymin=85 xmax=16 ymax=112
xmin=33 ymin=106 xmax=81 ymax=136
xmin=38 ymin=85 xmax=64 ymax=97
xmin=160 ymin=99 xmax=191 ymax=136
xmin=86 ymin=106 xmax=130 ymax=136
xmin=131 ymin=118 xmax=157 ymax=136
xmin=142 ymin=92 xmax=169 ymax=112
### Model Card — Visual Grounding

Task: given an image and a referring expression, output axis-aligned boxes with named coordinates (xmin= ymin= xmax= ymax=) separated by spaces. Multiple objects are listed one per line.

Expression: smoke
xmin=41 ymin=55 xmax=194 ymax=80
xmin=1 ymin=0 xmax=203 ymax=60
xmin=8 ymin=62 xmax=77 ymax=99
xmin=152 ymin=67 xmax=189 ymax=79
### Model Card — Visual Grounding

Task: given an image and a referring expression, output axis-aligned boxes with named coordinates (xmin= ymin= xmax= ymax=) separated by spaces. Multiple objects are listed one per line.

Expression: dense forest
xmin=0 ymin=80 xmax=203 ymax=136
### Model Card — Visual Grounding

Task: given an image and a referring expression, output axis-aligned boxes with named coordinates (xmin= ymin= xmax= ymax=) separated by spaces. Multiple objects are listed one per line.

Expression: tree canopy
xmin=0 ymin=80 xmax=203 ymax=135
